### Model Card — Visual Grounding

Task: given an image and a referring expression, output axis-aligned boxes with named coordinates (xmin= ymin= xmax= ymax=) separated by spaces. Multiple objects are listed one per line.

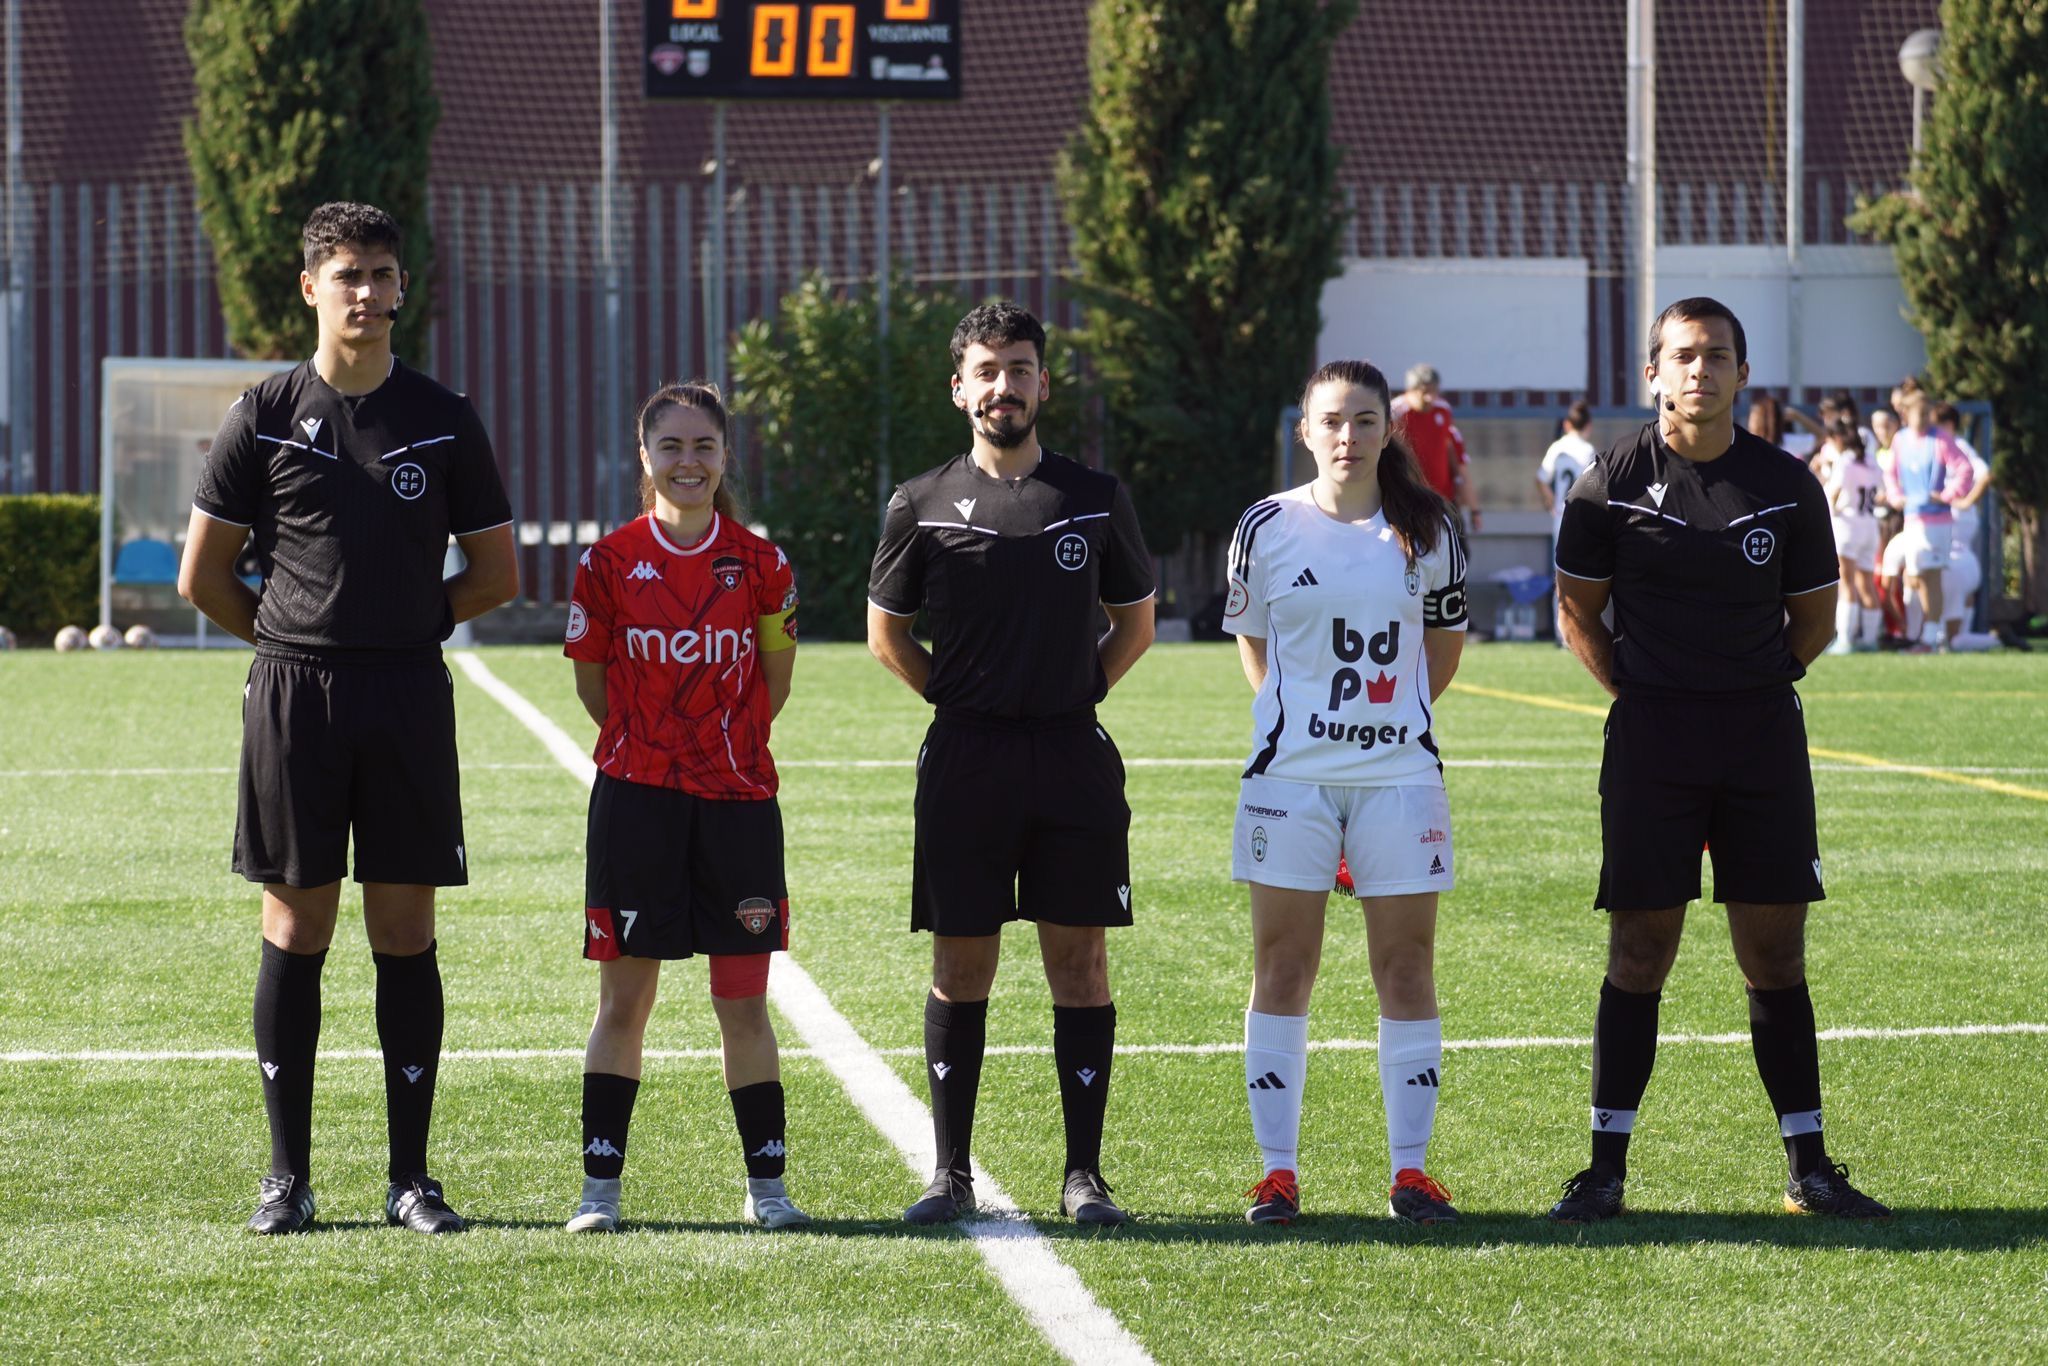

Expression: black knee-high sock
xmin=373 ymin=941 xmax=444 ymax=1180
xmin=730 ymin=1081 xmax=787 ymax=1179
xmin=1590 ymin=977 xmax=1661 ymax=1174
xmin=1748 ymin=982 xmax=1826 ymax=1179
xmin=925 ymin=992 xmax=986 ymax=1178
xmin=253 ymin=940 xmax=326 ymax=1182
xmin=1053 ymin=1003 xmax=1117 ymax=1174
xmin=582 ymin=1072 xmax=639 ymax=1179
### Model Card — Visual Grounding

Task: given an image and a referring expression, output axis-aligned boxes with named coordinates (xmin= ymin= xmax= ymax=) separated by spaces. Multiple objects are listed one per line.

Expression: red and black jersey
xmin=565 ymin=513 xmax=797 ymax=799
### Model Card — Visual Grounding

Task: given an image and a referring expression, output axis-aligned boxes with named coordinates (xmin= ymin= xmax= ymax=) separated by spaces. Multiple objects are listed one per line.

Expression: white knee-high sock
xmin=1378 ymin=1016 xmax=1443 ymax=1182
xmin=1858 ymin=603 xmax=1881 ymax=645
xmin=1245 ymin=1010 xmax=1309 ymax=1175
xmin=1835 ymin=596 xmax=1857 ymax=645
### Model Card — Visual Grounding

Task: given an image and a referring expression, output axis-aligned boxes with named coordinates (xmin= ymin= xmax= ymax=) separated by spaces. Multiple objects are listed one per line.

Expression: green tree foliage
xmin=0 ymin=495 xmax=100 ymax=640
xmin=731 ymin=274 xmax=1090 ymax=639
xmin=182 ymin=0 xmax=440 ymax=359
xmin=1851 ymin=1 xmax=2048 ymax=604
xmin=1060 ymin=0 xmax=1356 ymax=550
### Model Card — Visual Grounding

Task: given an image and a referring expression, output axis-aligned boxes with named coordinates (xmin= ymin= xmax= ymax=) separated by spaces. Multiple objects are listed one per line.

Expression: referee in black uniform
xmin=868 ymin=302 xmax=1156 ymax=1226
xmin=178 ymin=202 xmax=519 ymax=1236
xmin=1547 ymin=296 xmax=1888 ymax=1222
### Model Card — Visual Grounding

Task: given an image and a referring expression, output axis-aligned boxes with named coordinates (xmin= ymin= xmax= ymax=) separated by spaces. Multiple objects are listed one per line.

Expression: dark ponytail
xmin=635 ymin=380 xmax=747 ymax=522
xmin=1299 ymin=359 xmax=1456 ymax=562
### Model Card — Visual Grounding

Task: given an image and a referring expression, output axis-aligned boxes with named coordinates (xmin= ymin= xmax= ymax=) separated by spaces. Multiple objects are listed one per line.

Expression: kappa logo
xmin=300 ymin=417 xmax=324 ymax=445
xmin=1648 ymin=481 xmax=1669 ymax=508
xmin=749 ymin=1140 xmax=788 ymax=1158
xmin=579 ymin=548 xmax=593 ymax=569
xmin=587 ymin=917 xmax=609 ymax=940
xmin=1743 ymin=527 xmax=1777 ymax=565
xmin=1292 ymin=567 xmax=1320 ymax=588
xmin=1116 ymin=884 xmax=1131 ymax=909
xmin=1076 ymin=1068 xmax=1098 ymax=1087
xmin=735 ymin=897 xmax=777 ymax=935
xmin=402 ymin=1065 xmax=425 ymax=1084
xmin=627 ymin=561 xmax=663 ymax=582
xmin=932 ymin=1062 xmax=952 ymax=1080
xmin=584 ymin=1137 xmax=622 ymax=1158
xmin=954 ymin=497 xmax=977 ymax=521
xmin=261 ymin=1061 xmax=279 ymax=1080
xmin=1429 ymin=854 xmax=1445 ymax=875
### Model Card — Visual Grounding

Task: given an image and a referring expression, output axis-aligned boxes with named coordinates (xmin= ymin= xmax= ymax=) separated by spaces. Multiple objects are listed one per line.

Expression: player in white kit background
xmin=1222 ymin=359 xmax=1470 ymax=1226
xmin=1821 ymin=418 xmax=1884 ymax=654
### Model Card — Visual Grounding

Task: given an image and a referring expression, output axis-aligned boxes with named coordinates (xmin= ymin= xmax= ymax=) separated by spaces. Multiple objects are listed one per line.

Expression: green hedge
xmin=0 ymin=495 xmax=101 ymax=642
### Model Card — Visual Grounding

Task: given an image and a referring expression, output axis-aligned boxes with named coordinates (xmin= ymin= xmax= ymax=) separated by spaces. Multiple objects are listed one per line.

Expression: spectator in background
xmin=1393 ymin=365 xmax=1482 ymax=533
xmin=1538 ymin=403 xmax=1597 ymax=644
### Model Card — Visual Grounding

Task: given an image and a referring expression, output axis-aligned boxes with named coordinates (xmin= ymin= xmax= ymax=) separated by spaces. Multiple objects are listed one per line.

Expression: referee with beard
xmin=867 ymin=302 xmax=1156 ymax=1226
xmin=1546 ymin=296 xmax=1889 ymax=1223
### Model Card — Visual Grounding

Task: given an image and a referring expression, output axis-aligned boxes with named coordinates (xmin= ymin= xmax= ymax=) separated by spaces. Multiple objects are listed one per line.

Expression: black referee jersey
xmin=868 ymin=451 xmax=1155 ymax=719
xmin=193 ymin=359 xmax=514 ymax=662
xmin=1554 ymin=423 xmax=1836 ymax=696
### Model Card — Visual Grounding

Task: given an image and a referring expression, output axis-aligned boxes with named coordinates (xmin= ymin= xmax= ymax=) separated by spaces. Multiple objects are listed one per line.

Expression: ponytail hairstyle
xmin=1827 ymin=415 xmax=1867 ymax=464
xmin=1299 ymin=359 xmax=1456 ymax=563
xmin=635 ymin=380 xmax=746 ymax=522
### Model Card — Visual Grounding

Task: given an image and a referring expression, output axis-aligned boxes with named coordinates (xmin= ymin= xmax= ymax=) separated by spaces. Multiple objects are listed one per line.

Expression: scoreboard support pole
xmin=710 ymin=101 xmax=729 ymax=393
xmin=875 ymin=102 xmax=892 ymax=526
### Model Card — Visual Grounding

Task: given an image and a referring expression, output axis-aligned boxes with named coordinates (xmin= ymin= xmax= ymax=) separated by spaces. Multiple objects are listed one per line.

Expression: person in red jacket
xmin=1391 ymin=365 xmax=1482 ymax=534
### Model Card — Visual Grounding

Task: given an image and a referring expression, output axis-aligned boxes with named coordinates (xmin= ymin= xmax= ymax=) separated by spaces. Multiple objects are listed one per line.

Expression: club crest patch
xmin=1404 ymin=564 xmax=1421 ymax=596
xmin=1053 ymin=533 xmax=1089 ymax=571
xmin=735 ymin=897 xmax=777 ymax=935
xmin=1742 ymin=527 xmax=1777 ymax=565
xmin=712 ymin=555 xmax=745 ymax=591
xmin=1225 ymin=580 xmax=1249 ymax=617
xmin=391 ymin=462 xmax=426 ymax=501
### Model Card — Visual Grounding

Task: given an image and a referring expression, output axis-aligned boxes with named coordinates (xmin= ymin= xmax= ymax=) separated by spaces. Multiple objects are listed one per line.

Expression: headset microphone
xmin=387 ymin=293 xmax=405 ymax=322
xmin=1665 ymin=398 xmax=1677 ymax=412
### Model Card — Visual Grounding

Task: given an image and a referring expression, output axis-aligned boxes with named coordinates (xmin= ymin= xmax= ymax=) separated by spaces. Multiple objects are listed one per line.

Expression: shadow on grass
xmin=464 ymin=1217 xmax=940 ymax=1240
xmin=1028 ymin=1207 xmax=2048 ymax=1252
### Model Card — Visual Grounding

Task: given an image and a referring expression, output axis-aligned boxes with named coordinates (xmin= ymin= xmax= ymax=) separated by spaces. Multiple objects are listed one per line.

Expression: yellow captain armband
xmin=758 ymin=607 xmax=798 ymax=652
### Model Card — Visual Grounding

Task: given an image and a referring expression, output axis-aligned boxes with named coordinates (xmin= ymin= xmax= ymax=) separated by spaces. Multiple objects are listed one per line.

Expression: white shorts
xmin=1831 ymin=515 xmax=1878 ymax=572
xmin=1898 ymin=517 xmax=1953 ymax=574
xmin=1232 ymin=775 xmax=1454 ymax=896
xmin=1943 ymin=547 xmax=1982 ymax=621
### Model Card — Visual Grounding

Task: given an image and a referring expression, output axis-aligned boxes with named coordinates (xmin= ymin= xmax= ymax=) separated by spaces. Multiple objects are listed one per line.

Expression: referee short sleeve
xmin=447 ymin=399 xmax=514 ymax=536
xmin=1554 ymin=461 xmax=1615 ymax=581
xmin=192 ymin=393 xmax=261 ymax=525
xmin=866 ymin=487 xmax=922 ymax=616
xmin=1781 ymin=462 xmax=1840 ymax=596
xmin=1098 ymin=482 xmax=1156 ymax=606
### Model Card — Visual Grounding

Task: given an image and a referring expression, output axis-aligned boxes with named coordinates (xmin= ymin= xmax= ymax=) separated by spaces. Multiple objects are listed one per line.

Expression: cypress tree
xmin=1851 ymin=0 xmax=2048 ymax=612
xmin=182 ymin=0 xmax=441 ymax=360
xmin=1060 ymin=0 xmax=1356 ymax=555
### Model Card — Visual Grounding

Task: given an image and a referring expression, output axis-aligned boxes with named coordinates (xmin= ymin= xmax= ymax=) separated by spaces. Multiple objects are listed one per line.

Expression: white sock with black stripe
xmin=1379 ymin=1016 xmax=1443 ymax=1182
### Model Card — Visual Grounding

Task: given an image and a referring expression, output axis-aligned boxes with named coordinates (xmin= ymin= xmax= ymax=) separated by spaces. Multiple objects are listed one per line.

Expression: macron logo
xmin=1117 ymin=884 xmax=1131 ymax=909
xmin=954 ymin=497 xmax=976 ymax=521
xmin=932 ymin=1062 xmax=952 ymax=1080
xmin=627 ymin=561 xmax=662 ymax=582
xmin=402 ymin=1065 xmax=425 ymax=1084
xmin=1647 ymin=481 xmax=1669 ymax=508
xmin=300 ymin=417 xmax=323 ymax=444
xmin=261 ymin=1061 xmax=279 ymax=1080
xmin=1076 ymin=1068 xmax=1098 ymax=1088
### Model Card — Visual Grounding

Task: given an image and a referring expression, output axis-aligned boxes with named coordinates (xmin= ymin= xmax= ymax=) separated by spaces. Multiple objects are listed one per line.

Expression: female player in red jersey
xmin=560 ymin=382 xmax=805 ymax=1232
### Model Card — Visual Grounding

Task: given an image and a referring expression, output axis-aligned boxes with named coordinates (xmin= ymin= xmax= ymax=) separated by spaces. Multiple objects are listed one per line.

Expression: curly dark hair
xmin=949 ymin=300 xmax=1046 ymax=370
xmin=302 ymin=201 xmax=403 ymax=274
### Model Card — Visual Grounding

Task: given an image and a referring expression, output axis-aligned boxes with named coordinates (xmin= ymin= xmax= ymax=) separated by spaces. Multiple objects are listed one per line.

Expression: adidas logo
xmin=1076 ymin=1068 xmax=1098 ymax=1088
xmin=932 ymin=1062 xmax=952 ymax=1080
xmin=954 ymin=497 xmax=976 ymax=521
xmin=749 ymin=1140 xmax=787 ymax=1158
xmin=1116 ymin=884 xmax=1131 ymax=909
xmin=584 ymin=1137 xmax=622 ymax=1158
xmin=1405 ymin=1068 xmax=1441 ymax=1088
xmin=1248 ymin=1071 xmax=1288 ymax=1091
xmin=402 ymin=1065 xmax=425 ymax=1084
xmin=1292 ymin=567 xmax=1319 ymax=588
xmin=1429 ymin=855 xmax=1444 ymax=875
xmin=627 ymin=561 xmax=662 ymax=582
xmin=261 ymin=1061 xmax=279 ymax=1080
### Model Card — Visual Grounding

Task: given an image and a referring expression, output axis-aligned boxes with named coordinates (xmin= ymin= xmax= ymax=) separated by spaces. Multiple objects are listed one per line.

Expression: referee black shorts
xmin=583 ymin=772 xmax=789 ymax=961
xmin=234 ymin=652 xmax=468 ymax=889
xmin=910 ymin=710 xmax=1133 ymax=936
xmin=1596 ymin=689 xmax=1826 ymax=912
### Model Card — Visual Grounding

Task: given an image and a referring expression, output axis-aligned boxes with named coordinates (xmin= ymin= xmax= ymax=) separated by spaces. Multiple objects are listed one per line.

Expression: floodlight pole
xmin=875 ymin=103 xmax=892 ymax=527
xmin=3 ymin=0 xmax=22 ymax=493
xmin=710 ymin=102 xmax=728 ymax=393
xmin=1786 ymin=0 xmax=1805 ymax=404
xmin=600 ymin=0 xmax=624 ymax=526
xmin=1627 ymin=0 xmax=1656 ymax=407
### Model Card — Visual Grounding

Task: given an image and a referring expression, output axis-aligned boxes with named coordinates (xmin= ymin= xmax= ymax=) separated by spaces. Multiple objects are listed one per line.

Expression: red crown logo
xmin=1366 ymin=671 xmax=1397 ymax=704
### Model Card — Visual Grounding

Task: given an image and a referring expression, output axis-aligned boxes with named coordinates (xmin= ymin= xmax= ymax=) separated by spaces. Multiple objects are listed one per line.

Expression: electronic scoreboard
xmin=644 ymin=1 xmax=961 ymax=100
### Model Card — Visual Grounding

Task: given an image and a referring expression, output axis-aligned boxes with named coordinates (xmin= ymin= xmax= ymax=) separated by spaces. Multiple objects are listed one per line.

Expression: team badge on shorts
xmin=1742 ymin=527 xmax=1777 ymax=565
xmin=1251 ymin=826 xmax=1268 ymax=862
xmin=1054 ymin=533 xmax=1089 ymax=570
xmin=712 ymin=555 xmax=746 ymax=591
xmin=735 ymin=897 xmax=777 ymax=935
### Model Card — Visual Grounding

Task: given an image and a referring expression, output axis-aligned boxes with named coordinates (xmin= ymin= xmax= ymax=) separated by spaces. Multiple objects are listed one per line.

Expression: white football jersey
xmin=1539 ymin=433 xmax=1596 ymax=534
xmin=1827 ymin=455 xmax=1883 ymax=522
xmin=1223 ymin=485 xmax=1468 ymax=788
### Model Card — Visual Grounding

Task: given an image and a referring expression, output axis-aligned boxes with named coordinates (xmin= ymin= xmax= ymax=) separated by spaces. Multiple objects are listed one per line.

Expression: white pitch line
xmin=10 ymin=1021 xmax=2042 ymax=1066
xmin=449 ymin=651 xmax=1152 ymax=1366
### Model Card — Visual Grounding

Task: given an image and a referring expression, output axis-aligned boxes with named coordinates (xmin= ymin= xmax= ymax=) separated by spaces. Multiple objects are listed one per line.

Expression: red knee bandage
xmin=709 ymin=952 xmax=772 ymax=999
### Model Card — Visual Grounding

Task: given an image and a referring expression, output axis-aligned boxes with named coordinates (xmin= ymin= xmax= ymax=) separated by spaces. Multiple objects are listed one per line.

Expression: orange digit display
xmin=671 ymin=0 xmax=718 ymax=17
xmin=883 ymin=0 xmax=931 ymax=18
xmin=807 ymin=5 xmax=856 ymax=77
xmin=750 ymin=4 xmax=800 ymax=76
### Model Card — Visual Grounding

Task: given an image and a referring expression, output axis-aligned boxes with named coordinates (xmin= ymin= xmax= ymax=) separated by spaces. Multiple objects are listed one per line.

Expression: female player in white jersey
xmin=1822 ymin=417 xmax=1884 ymax=654
xmin=560 ymin=382 xmax=807 ymax=1233
xmin=1222 ymin=359 xmax=1469 ymax=1225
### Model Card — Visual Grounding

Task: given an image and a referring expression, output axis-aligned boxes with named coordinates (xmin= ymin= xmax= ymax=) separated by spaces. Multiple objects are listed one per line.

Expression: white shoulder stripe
xmin=191 ymin=503 xmax=252 ymax=528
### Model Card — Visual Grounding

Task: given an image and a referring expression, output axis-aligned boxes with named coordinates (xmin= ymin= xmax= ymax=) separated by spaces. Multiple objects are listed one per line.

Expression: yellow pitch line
xmin=1447 ymin=681 xmax=2048 ymax=804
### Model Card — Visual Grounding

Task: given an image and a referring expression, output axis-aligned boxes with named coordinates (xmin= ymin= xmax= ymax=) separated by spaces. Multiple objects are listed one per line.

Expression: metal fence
xmin=0 ymin=170 xmax=1895 ymax=601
